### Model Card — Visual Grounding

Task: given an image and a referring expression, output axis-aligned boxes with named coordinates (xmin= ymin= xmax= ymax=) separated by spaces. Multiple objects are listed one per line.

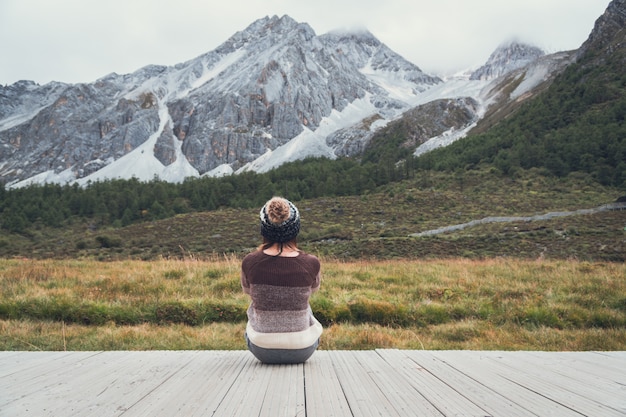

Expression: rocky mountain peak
xmin=323 ymin=27 xmax=379 ymax=44
xmin=576 ymin=0 xmax=626 ymax=60
xmin=470 ymin=41 xmax=545 ymax=81
xmin=217 ymin=15 xmax=315 ymax=53
xmin=1 ymin=15 xmax=445 ymax=187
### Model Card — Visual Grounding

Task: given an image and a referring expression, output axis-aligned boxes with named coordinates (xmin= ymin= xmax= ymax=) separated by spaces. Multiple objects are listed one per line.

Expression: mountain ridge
xmin=0 ymin=12 xmax=591 ymax=188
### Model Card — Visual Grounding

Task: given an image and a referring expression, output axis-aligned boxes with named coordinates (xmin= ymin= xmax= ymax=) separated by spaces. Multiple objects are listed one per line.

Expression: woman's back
xmin=241 ymin=251 xmax=320 ymax=333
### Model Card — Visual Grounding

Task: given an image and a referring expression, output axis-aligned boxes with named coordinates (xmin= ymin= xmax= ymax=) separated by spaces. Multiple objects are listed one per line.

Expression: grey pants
xmin=245 ymin=333 xmax=319 ymax=364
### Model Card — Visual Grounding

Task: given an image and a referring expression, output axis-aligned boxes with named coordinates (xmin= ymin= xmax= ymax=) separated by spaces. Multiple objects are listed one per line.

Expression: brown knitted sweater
xmin=241 ymin=250 xmax=321 ymax=348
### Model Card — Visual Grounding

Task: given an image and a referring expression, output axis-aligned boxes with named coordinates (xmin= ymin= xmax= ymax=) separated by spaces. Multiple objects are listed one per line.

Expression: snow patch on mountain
xmin=414 ymin=124 xmax=478 ymax=157
xmin=510 ymin=51 xmax=574 ymax=99
xmin=76 ymin=103 xmax=199 ymax=185
xmin=5 ymin=168 xmax=76 ymax=189
xmin=0 ymin=107 xmax=47 ymax=132
xmin=360 ymin=65 xmax=425 ymax=103
xmin=190 ymin=51 xmax=248 ymax=94
xmin=9 ymin=101 xmax=199 ymax=188
xmin=239 ymin=95 xmax=379 ymax=173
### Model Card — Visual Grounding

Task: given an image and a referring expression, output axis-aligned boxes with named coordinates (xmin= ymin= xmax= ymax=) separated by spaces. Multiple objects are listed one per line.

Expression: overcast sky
xmin=0 ymin=0 xmax=611 ymax=86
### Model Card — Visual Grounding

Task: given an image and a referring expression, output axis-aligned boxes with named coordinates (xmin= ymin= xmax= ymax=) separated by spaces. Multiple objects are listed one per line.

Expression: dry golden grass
xmin=1 ymin=257 xmax=624 ymax=351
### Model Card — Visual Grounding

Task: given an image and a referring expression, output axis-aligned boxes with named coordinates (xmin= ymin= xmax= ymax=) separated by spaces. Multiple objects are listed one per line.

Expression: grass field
xmin=1 ymin=257 xmax=624 ymax=351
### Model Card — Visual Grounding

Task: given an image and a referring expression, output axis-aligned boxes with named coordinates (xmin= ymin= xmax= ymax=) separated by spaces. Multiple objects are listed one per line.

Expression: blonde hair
xmin=265 ymin=197 xmax=291 ymax=224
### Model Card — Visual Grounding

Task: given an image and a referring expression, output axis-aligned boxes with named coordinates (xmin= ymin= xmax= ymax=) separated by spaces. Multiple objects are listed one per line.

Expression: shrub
xmin=522 ymin=307 xmax=562 ymax=328
xmin=417 ymin=304 xmax=451 ymax=325
xmin=195 ymin=301 xmax=246 ymax=323
xmin=155 ymin=302 xmax=198 ymax=325
xmin=204 ymin=269 xmax=224 ymax=279
xmin=588 ymin=311 xmax=624 ymax=328
xmin=311 ymin=296 xmax=351 ymax=325
xmin=95 ymin=235 xmax=122 ymax=248
xmin=163 ymin=270 xmax=185 ymax=280
xmin=348 ymin=297 xmax=410 ymax=326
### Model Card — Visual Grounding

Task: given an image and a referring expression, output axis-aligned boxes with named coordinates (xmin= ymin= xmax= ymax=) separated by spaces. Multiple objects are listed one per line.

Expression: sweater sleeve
xmin=312 ymin=270 xmax=321 ymax=292
xmin=241 ymin=268 xmax=251 ymax=294
xmin=308 ymin=254 xmax=321 ymax=292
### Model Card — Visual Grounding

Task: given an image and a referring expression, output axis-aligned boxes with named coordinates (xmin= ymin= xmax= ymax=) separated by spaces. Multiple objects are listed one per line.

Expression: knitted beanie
xmin=259 ymin=197 xmax=300 ymax=243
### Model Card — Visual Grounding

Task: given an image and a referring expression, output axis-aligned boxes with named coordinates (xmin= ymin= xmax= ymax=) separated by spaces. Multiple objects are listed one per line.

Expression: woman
xmin=241 ymin=196 xmax=323 ymax=364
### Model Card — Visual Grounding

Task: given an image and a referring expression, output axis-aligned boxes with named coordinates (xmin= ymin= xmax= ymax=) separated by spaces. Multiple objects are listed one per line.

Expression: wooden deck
xmin=1 ymin=350 xmax=625 ymax=416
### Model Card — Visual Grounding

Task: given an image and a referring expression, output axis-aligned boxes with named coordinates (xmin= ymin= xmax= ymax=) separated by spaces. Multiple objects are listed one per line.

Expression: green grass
xmin=1 ymin=257 xmax=624 ymax=351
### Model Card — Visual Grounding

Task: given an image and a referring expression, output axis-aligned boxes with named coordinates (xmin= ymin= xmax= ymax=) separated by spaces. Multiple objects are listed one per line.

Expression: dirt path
xmin=410 ymin=202 xmax=626 ymax=237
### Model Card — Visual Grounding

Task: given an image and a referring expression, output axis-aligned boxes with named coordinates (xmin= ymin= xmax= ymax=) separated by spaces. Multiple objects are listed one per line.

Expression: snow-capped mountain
xmin=0 ymin=14 xmax=571 ymax=188
xmin=470 ymin=41 xmax=545 ymax=81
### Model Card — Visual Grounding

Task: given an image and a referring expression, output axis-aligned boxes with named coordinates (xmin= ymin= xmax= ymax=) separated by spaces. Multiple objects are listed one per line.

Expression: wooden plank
xmin=209 ymin=355 xmax=269 ymax=416
xmin=260 ymin=360 xmax=304 ymax=417
xmin=0 ymin=351 xmax=101 ymax=381
xmin=258 ymin=361 xmax=305 ymax=417
xmin=70 ymin=351 xmax=202 ymax=416
xmin=126 ymin=351 xmax=252 ymax=417
xmin=601 ymin=352 xmax=626 ymax=360
xmin=510 ymin=352 xmax=626 ymax=413
xmin=356 ymin=350 xmax=444 ymax=416
xmin=390 ymin=350 xmax=538 ymax=417
xmin=94 ymin=351 xmax=204 ymax=416
xmin=326 ymin=350 xmax=406 ymax=416
xmin=0 ymin=351 xmax=242 ymax=417
xmin=425 ymin=351 xmax=583 ymax=417
xmin=540 ymin=351 xmax=626 ymax=384
xmin=451 ymin=351 xmax=625 ymax=417
xmin=213 ymin=353 xmax=305 ymax=417
xmin=0 ymin=351 xmax=158 ymax=416
xmin=304 ymin=351 xmax=353 ymax=417
xmin=480 ymin=352 xmax=626 ymax=416
xmin=520 ymin=351 xmax=626 ymax=383
xmin=377 ymin=349 xmax=491 ymax=417
xmin=327 ymin=350 xmax=450 ymax=416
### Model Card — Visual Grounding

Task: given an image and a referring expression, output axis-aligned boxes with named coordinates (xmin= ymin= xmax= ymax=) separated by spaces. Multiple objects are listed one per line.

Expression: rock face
xmin=470 ymin=41 xmax=545 ymax=81
xmin=576 ymin=0 xmax=626 ymax=61
xmin=0 ymin=70 xmax=163 ymax=183
xmin=0 ymin=15 xmax=441 ymax=186
xmin=388 ymin=98 xmax=480 ymax=148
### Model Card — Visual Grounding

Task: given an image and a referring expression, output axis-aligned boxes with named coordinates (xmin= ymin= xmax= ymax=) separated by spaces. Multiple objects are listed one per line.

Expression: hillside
xmin=1 ymin=169 xmax=623 ymax=262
